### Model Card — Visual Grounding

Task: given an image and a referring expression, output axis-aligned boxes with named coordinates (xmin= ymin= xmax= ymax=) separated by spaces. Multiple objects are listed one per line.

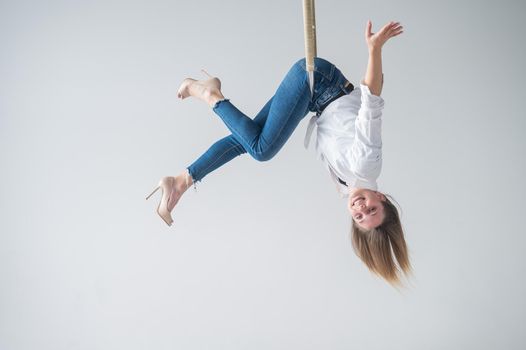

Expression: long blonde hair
xmin=350 ymin=194 xmax=412 ymax=287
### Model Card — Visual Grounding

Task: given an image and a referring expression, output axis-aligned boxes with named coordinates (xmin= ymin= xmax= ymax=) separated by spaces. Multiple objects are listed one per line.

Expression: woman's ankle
xmin=206 ymin=90 xmax=225 ymax=108
xmin=176 ymin=170 xmax=193 ymax=193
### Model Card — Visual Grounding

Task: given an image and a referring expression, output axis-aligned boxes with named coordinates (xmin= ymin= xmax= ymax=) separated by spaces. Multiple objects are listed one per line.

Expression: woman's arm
xmin=347 ymin=21 xmax=402 ymax=182
xmin=363 ymin=20 xmax=403 ymax=96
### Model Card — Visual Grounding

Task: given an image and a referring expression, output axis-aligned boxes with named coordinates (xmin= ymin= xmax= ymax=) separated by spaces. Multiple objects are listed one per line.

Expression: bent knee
xmin=251 ymin=150 xmax=276 ymax=162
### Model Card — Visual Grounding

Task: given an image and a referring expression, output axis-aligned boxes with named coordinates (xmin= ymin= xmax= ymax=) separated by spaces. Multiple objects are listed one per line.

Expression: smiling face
xmin=348 ymin=189 xmax=387 ymax=230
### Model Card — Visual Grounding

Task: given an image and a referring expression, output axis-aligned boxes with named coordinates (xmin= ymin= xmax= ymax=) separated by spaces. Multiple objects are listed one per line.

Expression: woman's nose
xmin=354 ymin=205 xmax=366 ymax=214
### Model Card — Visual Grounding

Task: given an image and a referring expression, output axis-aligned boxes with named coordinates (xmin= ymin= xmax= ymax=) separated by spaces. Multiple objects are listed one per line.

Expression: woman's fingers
xmin=388 ymin=23 xmax=403 ymax=32
xmin=381 ymin=22 xmax=403 ymax=39
xmin=378 ymin=21 xmax=395 ymax=35
xmin=366 ymin=20 xmax=403 ymax=48
xmin=372 ymin=21 xmax=400 ymax=37
xmin=387 ymin=23 xmax=404 ymax=38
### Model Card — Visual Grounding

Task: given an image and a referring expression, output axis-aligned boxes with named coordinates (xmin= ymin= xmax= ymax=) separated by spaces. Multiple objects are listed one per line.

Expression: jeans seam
xmin=199 ymin=144 xmax=241 ymax=179
xmin=215 ymin=62 xmax=307 ymax=159
xmin=219 ymin=86 xmax=305 ymax=159
xmin=217 ymin=116 xmax=259 ymax=156
xmin=253 ymin=77 xmax=307 ymax=158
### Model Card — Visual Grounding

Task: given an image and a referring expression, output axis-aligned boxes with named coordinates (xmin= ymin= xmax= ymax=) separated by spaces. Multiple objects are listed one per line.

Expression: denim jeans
xmin=186 ymin=57 xmax=352 ymax=189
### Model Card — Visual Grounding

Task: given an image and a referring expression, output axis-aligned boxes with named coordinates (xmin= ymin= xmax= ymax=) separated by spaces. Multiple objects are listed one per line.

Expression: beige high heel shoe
xmin=146 ymin=176 xmax=176 ymax=226
xmin=176 ymin=69 xmax=221 ymax=100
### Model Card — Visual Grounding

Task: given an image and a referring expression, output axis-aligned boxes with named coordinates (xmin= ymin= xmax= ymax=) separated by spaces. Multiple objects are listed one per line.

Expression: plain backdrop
xmin=1 ymin=0 xmax=525 ymax=349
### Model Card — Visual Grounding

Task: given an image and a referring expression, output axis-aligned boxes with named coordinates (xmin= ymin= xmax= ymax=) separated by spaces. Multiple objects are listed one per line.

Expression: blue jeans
xmin=186 ymin=57 xmax=352 ymax=189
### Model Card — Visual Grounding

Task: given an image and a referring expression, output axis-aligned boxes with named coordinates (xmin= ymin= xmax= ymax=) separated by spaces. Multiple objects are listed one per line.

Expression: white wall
xmin=1 ymin=0 xmax=525 ymax=349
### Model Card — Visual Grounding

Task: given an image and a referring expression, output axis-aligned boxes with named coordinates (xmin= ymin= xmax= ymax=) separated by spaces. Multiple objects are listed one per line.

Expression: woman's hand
xmin=365 ymin=20 xmax=403 ymax=52
xmin=362 ymin=20 xmax=402 ymax=95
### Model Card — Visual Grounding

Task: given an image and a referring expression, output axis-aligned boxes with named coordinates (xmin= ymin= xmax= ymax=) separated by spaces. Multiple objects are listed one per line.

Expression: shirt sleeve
xmin=349 ymin=83 xmax=385 ymax=181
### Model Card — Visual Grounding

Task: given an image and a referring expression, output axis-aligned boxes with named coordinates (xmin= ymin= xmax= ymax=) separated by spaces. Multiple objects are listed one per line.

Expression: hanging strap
xmin=302 ymin=0 xmax=316 ymax=96
xmin=302 ymin=0 xmax=317 ymax=149
xmin=304 ymin=115 xmax=317 ymax=149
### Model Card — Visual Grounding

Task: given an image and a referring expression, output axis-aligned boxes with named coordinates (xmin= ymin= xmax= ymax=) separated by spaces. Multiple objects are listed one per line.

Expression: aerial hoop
xmin=302 ymin=0 xmax=317 ymax=95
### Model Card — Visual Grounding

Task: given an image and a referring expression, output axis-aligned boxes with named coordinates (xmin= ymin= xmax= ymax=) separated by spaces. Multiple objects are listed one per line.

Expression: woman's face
xmin=348 ymin=189 xmax=387 ymax=230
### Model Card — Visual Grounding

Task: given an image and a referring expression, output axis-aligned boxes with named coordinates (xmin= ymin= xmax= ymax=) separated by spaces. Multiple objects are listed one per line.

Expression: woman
xmin=147 ymin=20 xmax=411 ymax=285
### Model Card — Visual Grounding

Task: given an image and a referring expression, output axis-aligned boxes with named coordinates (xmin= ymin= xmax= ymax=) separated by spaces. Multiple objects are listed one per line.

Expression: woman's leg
xmin=186 ymin=97 xmax=273 ymax=188
xmin=183 ymin=59 xmax=311 ymax=193
xmin=212 ymin=60 xmax=311 ymax=161
xmin=165 ymin=97 xmax=273 ymax=211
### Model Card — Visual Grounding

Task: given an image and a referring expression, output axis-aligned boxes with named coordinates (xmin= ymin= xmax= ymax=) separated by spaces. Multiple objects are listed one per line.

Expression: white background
xmin=1 ymin=0 xmax=525 ymax=349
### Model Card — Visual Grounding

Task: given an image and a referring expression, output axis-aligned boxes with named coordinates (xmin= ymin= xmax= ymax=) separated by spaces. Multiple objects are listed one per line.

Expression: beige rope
xmin=302 ymin=0 xmax=316 ymax=94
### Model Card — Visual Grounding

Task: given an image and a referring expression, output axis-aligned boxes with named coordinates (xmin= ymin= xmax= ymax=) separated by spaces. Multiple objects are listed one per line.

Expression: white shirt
xmin=304 ymin=83 xmax=385 ymax=198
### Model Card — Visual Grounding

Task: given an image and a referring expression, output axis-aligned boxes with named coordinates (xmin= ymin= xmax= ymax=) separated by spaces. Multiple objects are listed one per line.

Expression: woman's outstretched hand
xmin=365 ymin=20 xmax=403 ymax=52
xmin=362 ymin=20 xmax=402 ymax=95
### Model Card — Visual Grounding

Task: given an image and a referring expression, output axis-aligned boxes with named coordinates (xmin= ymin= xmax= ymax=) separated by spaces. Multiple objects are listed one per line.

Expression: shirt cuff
xmin=359 ymin=83 xmax=385 ymax=109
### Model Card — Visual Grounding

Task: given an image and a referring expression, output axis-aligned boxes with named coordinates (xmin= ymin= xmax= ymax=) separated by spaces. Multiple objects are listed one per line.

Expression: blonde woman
xmin=147 ymin=20 xmax=411 ymax=285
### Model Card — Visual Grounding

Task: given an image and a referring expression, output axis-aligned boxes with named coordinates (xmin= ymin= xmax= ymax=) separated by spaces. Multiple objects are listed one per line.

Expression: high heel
xmin=201 ymin=69 xmax=213 ymax=78
xmin=177 ymin=70 xmax=221 ymax=100
xmin=146 ymin=186 xmax=160 ymax=200
xmin=146 ymin=177 xmax=176 ymax=226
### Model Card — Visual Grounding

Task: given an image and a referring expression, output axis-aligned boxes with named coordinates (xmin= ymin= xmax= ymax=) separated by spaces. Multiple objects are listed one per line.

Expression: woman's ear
xmin=375 ymin=191 xmax=387 ymax=202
